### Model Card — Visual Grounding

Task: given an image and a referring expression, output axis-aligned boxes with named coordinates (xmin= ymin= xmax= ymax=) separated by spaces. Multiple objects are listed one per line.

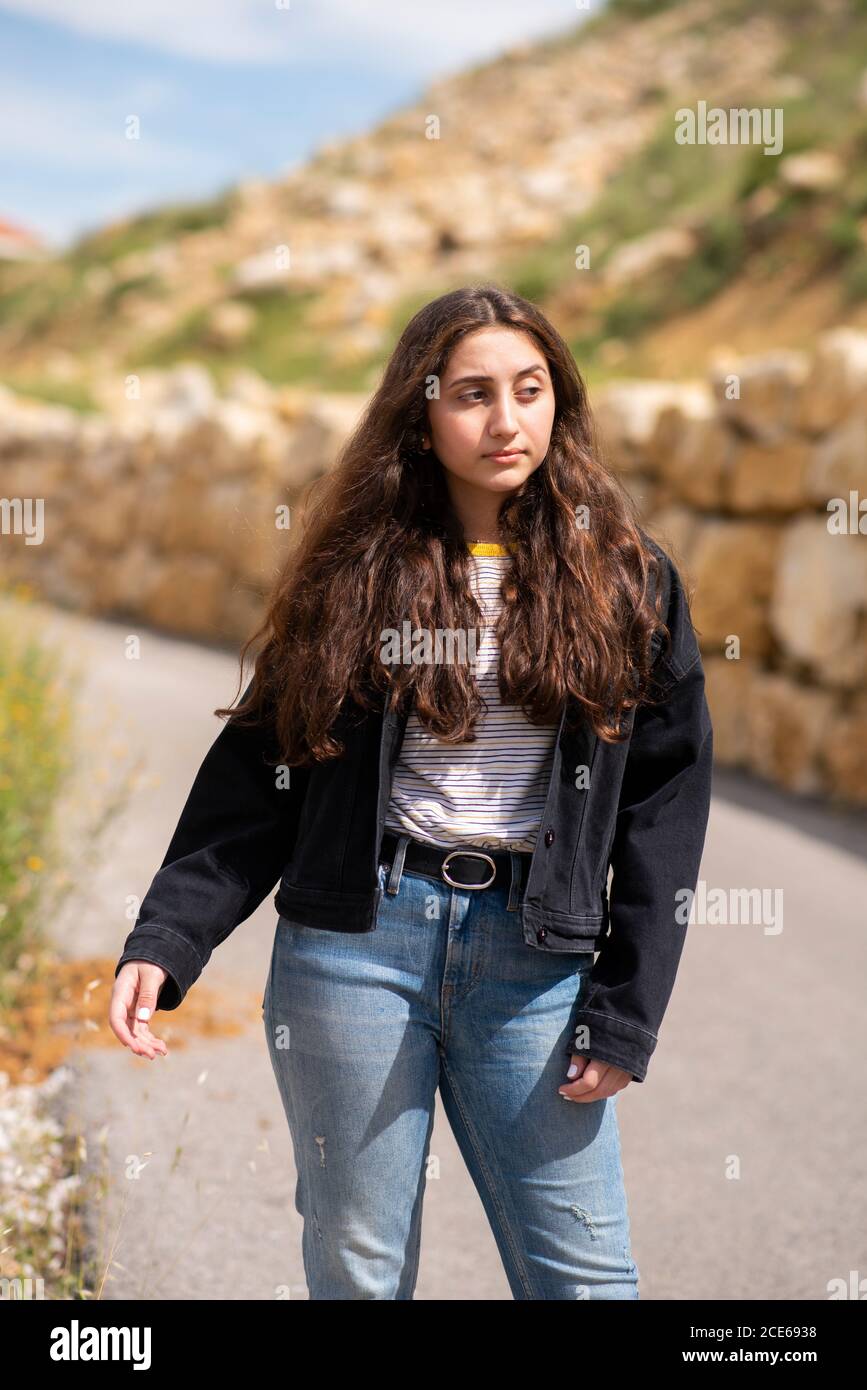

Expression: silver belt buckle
xmin=441 ymin=848 xmax=497 ymax=890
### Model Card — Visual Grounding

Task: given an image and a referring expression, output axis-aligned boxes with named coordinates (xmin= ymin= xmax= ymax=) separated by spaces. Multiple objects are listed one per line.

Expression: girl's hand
xmin=109 ymin=961 xmax=170 ymax=1060
xmin=559 ymin=1053 xmax=632 ymax=1102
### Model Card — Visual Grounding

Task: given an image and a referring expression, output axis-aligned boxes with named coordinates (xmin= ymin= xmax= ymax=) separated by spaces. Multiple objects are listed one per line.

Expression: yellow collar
xmin=467 ymin=541 xmax=512 ymax=556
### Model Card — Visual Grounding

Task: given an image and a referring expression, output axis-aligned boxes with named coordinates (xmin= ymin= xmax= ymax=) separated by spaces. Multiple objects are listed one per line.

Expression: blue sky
xmin=0 ymin=0 xmax=602 ymax=251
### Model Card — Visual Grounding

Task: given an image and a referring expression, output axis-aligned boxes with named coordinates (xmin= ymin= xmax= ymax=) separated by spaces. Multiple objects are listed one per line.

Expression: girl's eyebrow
xmin=446 ymin=364 xmax=549 ymax=389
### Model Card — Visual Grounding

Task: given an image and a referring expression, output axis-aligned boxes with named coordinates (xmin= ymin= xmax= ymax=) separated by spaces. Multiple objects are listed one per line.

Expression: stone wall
xmin=1 ymin=329 xmax=866 ymax=805
xmin=0 ymin=365 xmax=364 ymax=644
xmin=594 ymin=327 xmax=867 ymax=806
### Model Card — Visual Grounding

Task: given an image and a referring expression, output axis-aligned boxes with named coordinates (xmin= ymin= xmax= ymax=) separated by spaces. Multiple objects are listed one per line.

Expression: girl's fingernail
xmin=136 ymin=1006 xmax=151 ymax=1021
xmin=566 ymin=1062 xmax=578 ymax=1078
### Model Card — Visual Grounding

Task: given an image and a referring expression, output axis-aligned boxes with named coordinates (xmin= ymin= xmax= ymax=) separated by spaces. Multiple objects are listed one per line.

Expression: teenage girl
xmin=111 ymin=284 xmax=712 ymax=1300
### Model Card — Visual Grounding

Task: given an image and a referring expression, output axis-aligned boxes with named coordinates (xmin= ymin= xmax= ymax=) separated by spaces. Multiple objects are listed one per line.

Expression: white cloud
xmin=0 ymin=0 xmax=589 ymax=69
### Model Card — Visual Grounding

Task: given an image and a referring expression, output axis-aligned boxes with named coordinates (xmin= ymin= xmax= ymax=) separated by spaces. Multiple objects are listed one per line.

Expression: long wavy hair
xmin=215 ymin=283 xmax=680 ymax=767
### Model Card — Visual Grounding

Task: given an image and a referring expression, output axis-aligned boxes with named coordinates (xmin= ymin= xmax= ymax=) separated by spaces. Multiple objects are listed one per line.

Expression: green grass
xmin=129 ymin=286 xmax=335 ymax=387
xmin=0 ymin=260 xmax=167 ymax=349
xmin=67 ymin=190 xmax=237 ymax=269
xmin=842 ymin=250 xmax=867 ymax=303
xmin=0 ymin=375 xmax=98 ymax=412
xmin=101 ymin=271 xmax=167 ymax=312
xmin=606 ymin=0 xmax=681 ymax=19
xmin=0 ymin=262 xmax=94 ymax=340
xmin=0 ymin=605 xmax=75 ymax=984
xmin=0 ymin=191 xmax=231 ymax=349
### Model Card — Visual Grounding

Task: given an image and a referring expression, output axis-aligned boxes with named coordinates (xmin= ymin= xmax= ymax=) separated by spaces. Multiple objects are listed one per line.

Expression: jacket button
xmin=544 ymin=828 xmax=555 ymax=846
xmin=536 ymin=927 xmax=547 ymax=942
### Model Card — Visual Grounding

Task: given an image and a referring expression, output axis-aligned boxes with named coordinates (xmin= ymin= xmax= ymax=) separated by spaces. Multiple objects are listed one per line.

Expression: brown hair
xmin=215 ymin=283 xmax=674 ymax=766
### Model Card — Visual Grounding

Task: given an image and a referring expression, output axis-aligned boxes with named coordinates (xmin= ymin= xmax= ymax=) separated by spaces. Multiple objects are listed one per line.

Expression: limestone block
xmin=710 ymin=350 xmax=810 ymax=443
xmin=769 ymin=516 xmax=867 ymax=688
xmin=91 ymin=539 xmax=162 ymax=614
xmin=807 ymin=412 xmax=867 ymax=501
xmin=592 ymin=381 xmax=690 ymax=474
xmin=654 ymin=392 xmax=732 ymax=508
xmin=204 ymin=300 xmax=256 ymax=349
xmin=798 ymin=327 xmax=867 ymax=434
xmin=644 ymin=505 xmax=701 ymax=569
xmin=702 ymin=653 xmax=760 ymax=765
xmin=602 ymin=226 xmax=698 ymax=288
xmin=158 ymin=476 xmax=250 ymax=556
xmin=67 ymin=472 xmax=140 ymax=549
xmin=779 ymin=150 xmax=843 ymax=193
xmin=141 ymin=554 xmax=228 ymax=638
xmin=727 ymin=436 xmax=813 ymax=512
xmin=684 ymin=520 xmax=782 ymax=658
xmin=224 ymin=582 xmax=269 ymax=642
xmin=746 ymin=671 xmax=837 ymax=795
xmin=822 ymin=693 xmax=867 ymax=805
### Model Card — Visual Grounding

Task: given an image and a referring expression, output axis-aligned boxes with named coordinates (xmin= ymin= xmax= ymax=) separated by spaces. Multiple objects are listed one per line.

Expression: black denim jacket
xmin=115 ymin=534 xmax=713 ymax=1083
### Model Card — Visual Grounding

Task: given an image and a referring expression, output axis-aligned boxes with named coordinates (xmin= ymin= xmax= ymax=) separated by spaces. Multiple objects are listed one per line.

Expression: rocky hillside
xmin=0 ymin=0 xmax=863 ymax=408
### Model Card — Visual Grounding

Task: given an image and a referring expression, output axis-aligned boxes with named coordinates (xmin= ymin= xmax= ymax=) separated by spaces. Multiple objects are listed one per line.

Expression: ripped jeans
xmin=262 ymin=837 xmax=640 ymax=1300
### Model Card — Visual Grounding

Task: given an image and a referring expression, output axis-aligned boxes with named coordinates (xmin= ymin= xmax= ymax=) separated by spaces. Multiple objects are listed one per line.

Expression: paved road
xmin=20 ymin=595 xmax=867 ymax=1301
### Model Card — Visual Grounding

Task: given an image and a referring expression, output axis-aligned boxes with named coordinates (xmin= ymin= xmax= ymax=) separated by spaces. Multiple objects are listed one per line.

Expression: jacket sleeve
xmin=568 ymin=556 xmax=714 ymax=1082
xmin=114 ymin=678 xmax=311 ymax=1010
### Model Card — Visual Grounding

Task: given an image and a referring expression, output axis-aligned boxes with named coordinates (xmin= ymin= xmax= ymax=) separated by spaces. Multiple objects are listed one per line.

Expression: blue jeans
xmin=262 ymin=843 xmax=640 ymax=1300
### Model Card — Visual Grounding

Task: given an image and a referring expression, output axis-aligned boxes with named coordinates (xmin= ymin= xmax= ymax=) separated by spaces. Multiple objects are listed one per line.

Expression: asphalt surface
xmin=20 ymin=596 xmax=867 ymax=1301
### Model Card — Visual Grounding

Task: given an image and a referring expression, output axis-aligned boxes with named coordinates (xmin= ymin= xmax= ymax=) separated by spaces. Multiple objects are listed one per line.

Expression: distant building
xmin=0 ymin=217 xmax=46 ymax=261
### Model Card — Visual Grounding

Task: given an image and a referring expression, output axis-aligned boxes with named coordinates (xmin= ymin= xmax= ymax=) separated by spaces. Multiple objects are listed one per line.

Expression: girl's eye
xmin=459 ymin=386 xmax=542 ymax=402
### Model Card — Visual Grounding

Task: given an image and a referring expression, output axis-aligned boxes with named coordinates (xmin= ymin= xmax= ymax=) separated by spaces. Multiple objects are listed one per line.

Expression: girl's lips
xmin=485 ymin=450 xmax=524 ymax=460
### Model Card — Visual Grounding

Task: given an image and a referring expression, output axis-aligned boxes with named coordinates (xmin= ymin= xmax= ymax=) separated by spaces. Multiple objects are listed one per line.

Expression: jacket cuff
xmin=114 ymin=925 xmax=204 ymax=1011
xmin=566 ymin=1008 xmax=659 ymax=1083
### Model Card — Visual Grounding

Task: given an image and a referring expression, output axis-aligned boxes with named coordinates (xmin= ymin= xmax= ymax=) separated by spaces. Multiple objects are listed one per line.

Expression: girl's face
xmin=423 ymin=326 xmax=556 ymax=514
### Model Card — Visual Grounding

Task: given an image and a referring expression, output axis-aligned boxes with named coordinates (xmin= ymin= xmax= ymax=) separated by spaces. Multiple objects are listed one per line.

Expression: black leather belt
xmin=379 ymin=830 xmax=532 ymax=892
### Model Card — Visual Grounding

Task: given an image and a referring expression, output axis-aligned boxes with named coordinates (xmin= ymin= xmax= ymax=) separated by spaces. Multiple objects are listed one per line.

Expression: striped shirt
xmin=384 ymin=542 xmax=559 ymax=852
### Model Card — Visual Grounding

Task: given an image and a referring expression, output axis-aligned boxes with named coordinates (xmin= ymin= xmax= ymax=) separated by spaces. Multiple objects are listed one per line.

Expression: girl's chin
xmin=482 ymin=458 xmax=532 ymax=476
xmin=468 ymin=478 xmax=524 ymax=495
xmin=484 ymin=469 xmax=531 ymax=489
xmin=445 ymin=462 xmax=535 ymax=491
